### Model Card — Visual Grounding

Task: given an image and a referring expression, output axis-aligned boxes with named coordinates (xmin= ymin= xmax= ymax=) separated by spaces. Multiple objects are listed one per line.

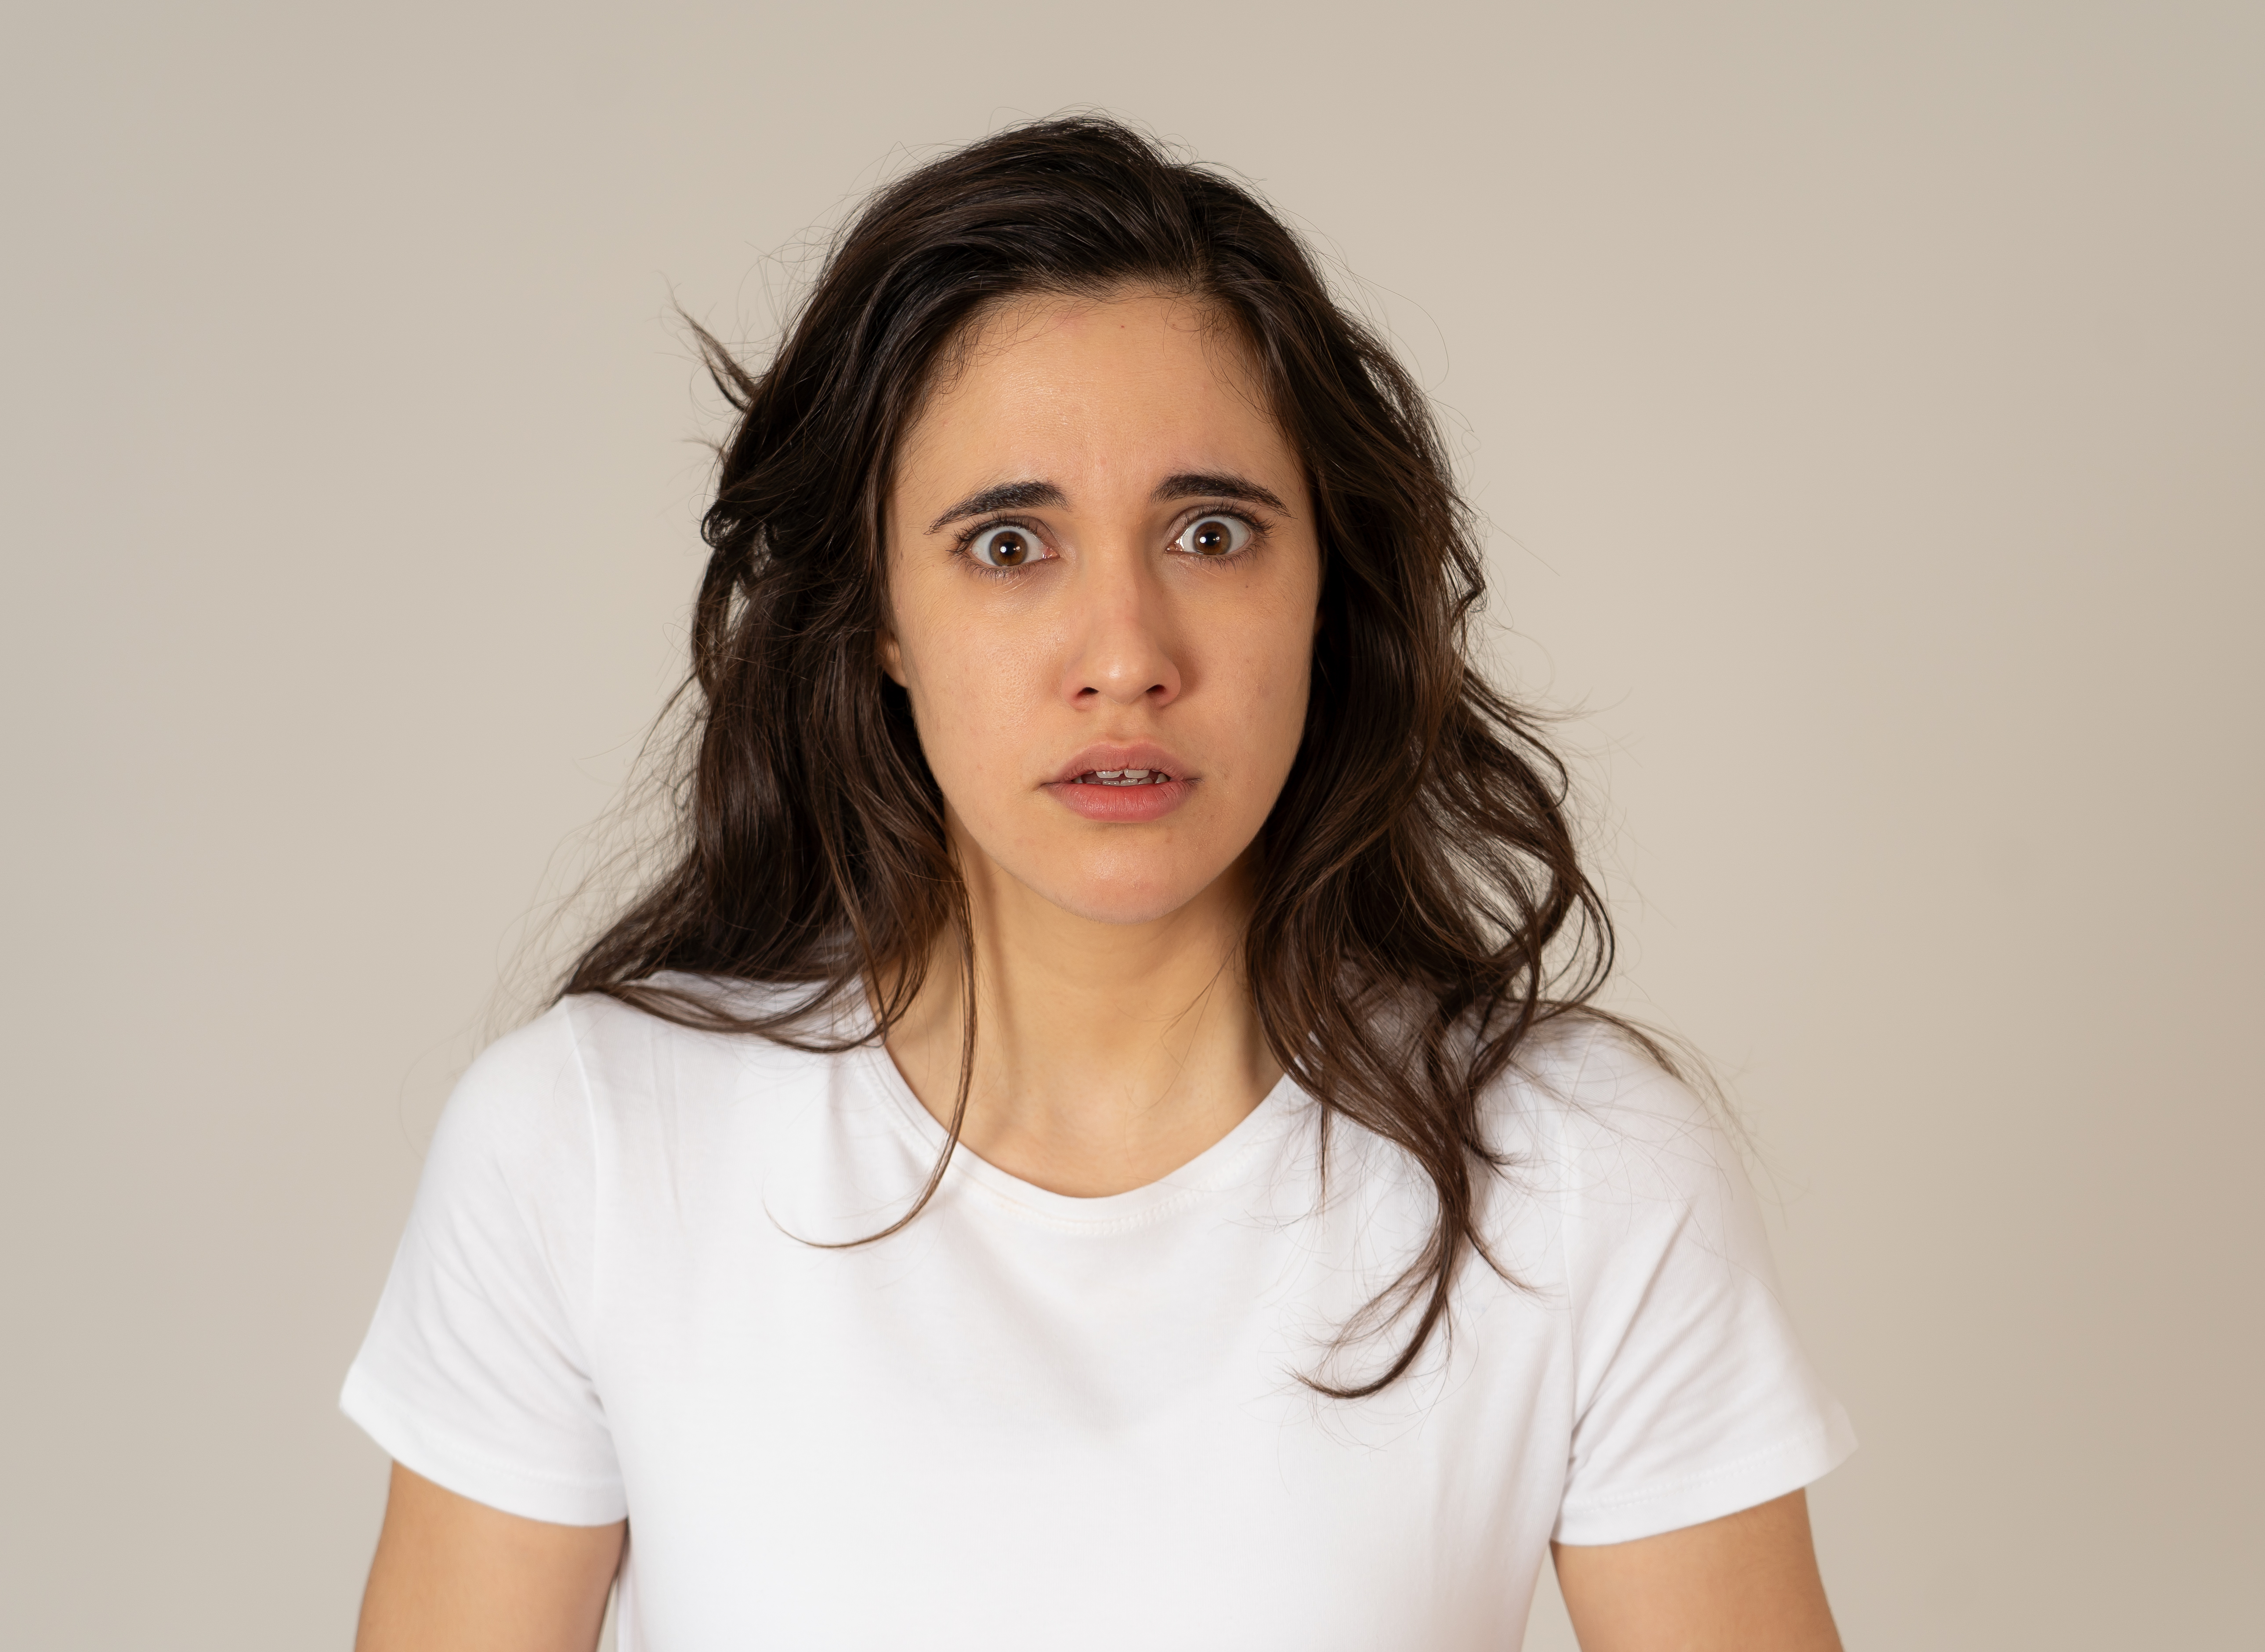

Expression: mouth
xmin=1046 ymin=743 xmax=1193 ymax=788
xmin=1045 ymin=744 xmax=1197 ymax=822
xmin=1068 ymin=766 xmax=1175 ymax=787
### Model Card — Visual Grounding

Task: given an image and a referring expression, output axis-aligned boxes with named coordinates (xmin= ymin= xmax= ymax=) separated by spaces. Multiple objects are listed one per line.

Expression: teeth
xmin=1079 ymin=767 xmax=1168 ymax=786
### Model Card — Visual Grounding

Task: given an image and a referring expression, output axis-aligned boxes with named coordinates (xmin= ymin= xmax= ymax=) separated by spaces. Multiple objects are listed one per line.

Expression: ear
xmin=876 ymin=626 xmax=907 ymax=687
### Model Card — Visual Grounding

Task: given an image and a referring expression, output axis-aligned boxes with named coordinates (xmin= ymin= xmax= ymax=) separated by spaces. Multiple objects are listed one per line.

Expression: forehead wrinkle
xmin=897 ymin=288 xmax=1301 ymax=541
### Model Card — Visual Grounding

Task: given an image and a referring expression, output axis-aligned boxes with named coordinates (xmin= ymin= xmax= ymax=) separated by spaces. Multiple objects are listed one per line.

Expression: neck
xmin=883 ymin=841 xmax=1281 ymax=1198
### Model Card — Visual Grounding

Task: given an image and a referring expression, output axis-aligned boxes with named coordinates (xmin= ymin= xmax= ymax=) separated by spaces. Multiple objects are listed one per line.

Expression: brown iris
xmin=1189 ymin=518 xmax=1232 ymax=555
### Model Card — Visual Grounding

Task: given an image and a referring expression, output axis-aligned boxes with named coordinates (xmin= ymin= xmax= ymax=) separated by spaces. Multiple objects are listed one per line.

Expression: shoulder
xmin=434 ymin=1000 xmax=589 ymax=1152
xmin=425 ymin=980 xmax=856 ymax=1232
xmin=1481 ymin=1013 xmax=1759 ymax=1260
xmin=554 ymin=975 xmax=858 ymax=1110
xmin=413 ymin=1001 xmax=603 ymax=1222
xmin=437 ymin=977 xmax=823 ymax=1164
xmin=1490 ymin=1013 xmax=1725 ymax=1167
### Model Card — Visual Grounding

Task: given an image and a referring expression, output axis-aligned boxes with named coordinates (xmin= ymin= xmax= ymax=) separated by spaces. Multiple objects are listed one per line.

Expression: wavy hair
xmin=564 ymin=115 xmax=1622 ymax=1396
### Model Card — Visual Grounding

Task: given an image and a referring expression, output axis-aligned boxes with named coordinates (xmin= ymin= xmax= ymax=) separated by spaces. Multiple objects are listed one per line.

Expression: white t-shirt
xmin=343 ymin=988 xmax=1853 ymax=1651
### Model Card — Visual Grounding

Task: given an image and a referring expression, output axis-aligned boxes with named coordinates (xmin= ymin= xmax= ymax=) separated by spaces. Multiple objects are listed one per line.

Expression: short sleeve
xmin=340 ymin=1001 xmax=626 ymax=1525
xmin=1547 ymin=1036 xmax=1856 ymax=1546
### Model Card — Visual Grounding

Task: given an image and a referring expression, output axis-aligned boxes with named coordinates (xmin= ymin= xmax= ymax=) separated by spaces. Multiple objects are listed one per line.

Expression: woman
xmin=345 ymin=116 xmax=1855 ymax=1650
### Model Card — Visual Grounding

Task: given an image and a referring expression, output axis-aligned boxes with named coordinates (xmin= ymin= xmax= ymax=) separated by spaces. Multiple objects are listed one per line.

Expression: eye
xmin=1173 ymin=513 xmax=1253 ymax=559
xmin=967 ymin=524 xmax=1048 ymax=568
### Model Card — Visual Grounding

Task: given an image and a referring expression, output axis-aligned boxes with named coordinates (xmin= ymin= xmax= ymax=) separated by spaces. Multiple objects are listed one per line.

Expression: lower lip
xmin=1045 ymin=777 xmax=1196 ymax=823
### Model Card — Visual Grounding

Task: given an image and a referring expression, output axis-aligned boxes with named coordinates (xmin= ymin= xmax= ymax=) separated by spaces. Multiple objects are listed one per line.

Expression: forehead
xmin=894 ymin=289 xmax=1293 ymax=495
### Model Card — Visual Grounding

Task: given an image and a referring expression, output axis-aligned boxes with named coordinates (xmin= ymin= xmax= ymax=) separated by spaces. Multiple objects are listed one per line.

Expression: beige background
xmin=4 ymin=2 xmax=2258 ymax=1646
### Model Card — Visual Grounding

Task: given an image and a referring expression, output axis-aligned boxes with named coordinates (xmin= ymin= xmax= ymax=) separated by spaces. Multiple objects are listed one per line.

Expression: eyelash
xmin=951 ymin=505 xmax=1269 ymax=574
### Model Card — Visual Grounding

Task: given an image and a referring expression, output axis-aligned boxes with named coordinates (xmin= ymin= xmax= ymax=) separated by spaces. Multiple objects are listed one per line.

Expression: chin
xmin=1051 ymin=889 xmax=1205 ymax=926
xmin=1026 ymin=874 xmax=1207 ymax=926
xmin=1021 ymin=847 xmax=1234 ymax=927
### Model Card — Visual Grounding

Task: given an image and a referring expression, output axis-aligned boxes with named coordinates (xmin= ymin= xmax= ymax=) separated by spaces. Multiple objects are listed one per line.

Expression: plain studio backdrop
xmin=3 ymin=2 xmax=2258 ymax=1646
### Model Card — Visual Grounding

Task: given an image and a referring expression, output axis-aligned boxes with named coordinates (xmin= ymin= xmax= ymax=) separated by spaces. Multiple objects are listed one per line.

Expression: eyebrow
xmin=925 ymin=471 xmax=1290 ymax=535
xmin=1154 ymin=471 xmax=1291 ymax=514
xmin=926 ymin=480 xmax=1066 ymax=535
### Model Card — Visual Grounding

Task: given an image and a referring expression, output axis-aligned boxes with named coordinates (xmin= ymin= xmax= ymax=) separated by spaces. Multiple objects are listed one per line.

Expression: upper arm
xmin=356 ymin=1462 xmax=624 ymax=1652
xmin=1552 ymin=1489 xmax=1842 ymax=1652
xmin=343 ymin=1007 xmax=628 ymax=1523
xmin=1545 ymin=1038 xmax=1855 ymax=1545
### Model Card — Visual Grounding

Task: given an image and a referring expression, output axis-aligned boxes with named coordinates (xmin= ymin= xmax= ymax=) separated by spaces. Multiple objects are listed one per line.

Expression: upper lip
xmin=1046 ymin=741 xmax=1194 ymax=785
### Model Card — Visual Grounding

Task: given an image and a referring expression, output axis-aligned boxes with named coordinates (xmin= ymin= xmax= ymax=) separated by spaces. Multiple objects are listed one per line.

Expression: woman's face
xmin=881 ymin=289 xmax=1321 ymax=927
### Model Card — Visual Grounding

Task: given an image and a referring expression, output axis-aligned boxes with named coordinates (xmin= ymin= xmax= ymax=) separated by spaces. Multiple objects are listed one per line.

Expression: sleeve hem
xmin=340 ymin=1366 xmax=629 ymax=1528
xmin=1552 ymin=1406 xmax=1858 ymax=1547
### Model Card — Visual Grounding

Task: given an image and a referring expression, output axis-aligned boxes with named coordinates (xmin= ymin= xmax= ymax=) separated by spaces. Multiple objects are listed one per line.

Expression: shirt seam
xmin=856 ymin=1042 xmax=1300 ymax=1236
xmin=557 ymin=997 xmax=607 ymax=1360
xmin=1559 ymin=1421 xmax=1841 ymax=1515
xmin=342 ymin=1365 xmax=625 ymax=1499
xmin=1552 ymin=1026 xmax=1606 ymax=1439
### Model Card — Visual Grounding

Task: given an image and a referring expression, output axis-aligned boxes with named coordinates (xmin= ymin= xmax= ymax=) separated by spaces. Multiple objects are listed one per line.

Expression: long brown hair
xmin=565 ymin=115 xmax=1619 ymax=1396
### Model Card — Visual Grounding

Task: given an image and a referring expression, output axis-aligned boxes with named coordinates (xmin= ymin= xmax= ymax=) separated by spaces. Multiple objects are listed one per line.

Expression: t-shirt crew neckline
xmin=850 ymin=1037 xmax=1310 ymax=1232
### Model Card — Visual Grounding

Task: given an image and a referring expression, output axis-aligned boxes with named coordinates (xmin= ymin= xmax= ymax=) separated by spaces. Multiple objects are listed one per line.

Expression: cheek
xmin=1219 ymin=599 xmax=1317 ymax=770
xmin=897 ymin=619 xmax=1051 ymax=793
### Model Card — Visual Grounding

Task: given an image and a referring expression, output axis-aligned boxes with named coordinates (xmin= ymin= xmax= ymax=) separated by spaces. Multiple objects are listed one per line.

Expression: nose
xmin=1060 ymin=551 xmax=1181 ymax=709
